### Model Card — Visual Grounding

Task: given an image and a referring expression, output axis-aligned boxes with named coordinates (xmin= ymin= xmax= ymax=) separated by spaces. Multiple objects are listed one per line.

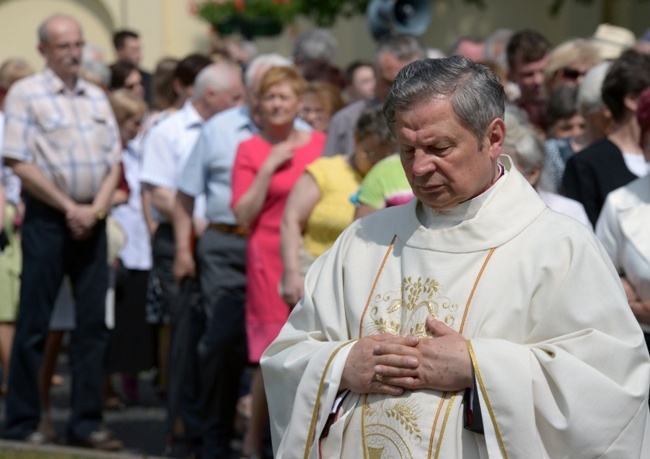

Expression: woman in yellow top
xmin=280 ymin=105 xmax=396 ymax=306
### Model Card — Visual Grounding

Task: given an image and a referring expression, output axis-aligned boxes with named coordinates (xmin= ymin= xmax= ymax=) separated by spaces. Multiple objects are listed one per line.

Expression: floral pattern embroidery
xmin=369 ymin=276 xmax=459 ymax=338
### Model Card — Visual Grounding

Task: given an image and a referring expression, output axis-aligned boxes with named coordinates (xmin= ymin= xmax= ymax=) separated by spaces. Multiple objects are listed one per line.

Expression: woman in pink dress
xmin=231 ymin=66 xmax=325 ymax=458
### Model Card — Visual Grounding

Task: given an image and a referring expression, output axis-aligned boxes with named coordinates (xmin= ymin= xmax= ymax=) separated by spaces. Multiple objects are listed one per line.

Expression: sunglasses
xmin=560 ymin=68 xmax=585 ymax=81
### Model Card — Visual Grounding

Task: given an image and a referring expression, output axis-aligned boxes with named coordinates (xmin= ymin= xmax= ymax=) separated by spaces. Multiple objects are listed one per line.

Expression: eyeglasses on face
xmin=560 ymin=68 xmax=585 ymax=81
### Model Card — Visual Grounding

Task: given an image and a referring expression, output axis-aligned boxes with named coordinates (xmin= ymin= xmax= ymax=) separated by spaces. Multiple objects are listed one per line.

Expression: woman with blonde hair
xmin=104 ymin=89 xmax=153 ymax=406
xmin=299 ymin=80 xmax=344 ymax=132
xmin=231 ymin=65 xmax=325 ymax=458
xmin=543 ymin=38 xmax=601 ymax=93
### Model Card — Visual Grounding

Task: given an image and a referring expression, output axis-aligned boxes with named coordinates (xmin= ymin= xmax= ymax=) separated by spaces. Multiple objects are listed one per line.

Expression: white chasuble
xmin=346 ymin=240 xmax=495 ymax=459
xmin=262 ymin=156 xmax=650 ymax=459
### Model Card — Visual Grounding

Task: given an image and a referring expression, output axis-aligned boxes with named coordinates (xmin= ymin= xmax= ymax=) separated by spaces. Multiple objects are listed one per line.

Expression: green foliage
xmin=195 ymin=0 xmax=623 ymax=31
xmin=296 ymin=0 xmax=370 ymax=27
xmin=195 ymin=0 xmax=371 ymax=28
xmin=197 ymin=0 xmax=299 ymax=24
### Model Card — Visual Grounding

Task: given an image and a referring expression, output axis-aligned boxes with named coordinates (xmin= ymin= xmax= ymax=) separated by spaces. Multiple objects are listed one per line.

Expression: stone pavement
xmin=0 ymin=350 xmax=246 ymax=458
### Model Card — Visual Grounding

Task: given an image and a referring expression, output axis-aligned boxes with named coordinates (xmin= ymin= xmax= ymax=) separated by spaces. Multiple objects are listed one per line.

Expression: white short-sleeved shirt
xmin=139 ymin=99 xmax=206 ymax=223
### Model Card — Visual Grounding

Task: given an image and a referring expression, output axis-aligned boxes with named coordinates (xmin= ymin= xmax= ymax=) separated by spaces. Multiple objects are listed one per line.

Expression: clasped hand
xmin=263 ymin=141 xmax=295 ymax=173
xmin=65 ymin=204 xmax=97 ymax=240
xmin=340 ymin=316 xmax=474 ymax=396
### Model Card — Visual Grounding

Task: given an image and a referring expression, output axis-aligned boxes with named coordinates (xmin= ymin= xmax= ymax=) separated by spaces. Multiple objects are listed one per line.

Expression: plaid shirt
xmin=2 ymin=67 xmax=120 ymax=203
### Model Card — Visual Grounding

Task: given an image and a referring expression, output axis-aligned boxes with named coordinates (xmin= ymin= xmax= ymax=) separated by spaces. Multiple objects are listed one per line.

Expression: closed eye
xmin=428 ymin=145 xmax=451 ymax=156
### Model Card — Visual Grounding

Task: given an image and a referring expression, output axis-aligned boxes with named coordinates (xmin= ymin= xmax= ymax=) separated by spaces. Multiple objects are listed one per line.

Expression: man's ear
xmin=37 ymin=43 xmax=45 ymax=58
xmin=486 ymin=118 xmax=506 ymax=160
xmin=624 ymin=93 xmax=639 ymax=114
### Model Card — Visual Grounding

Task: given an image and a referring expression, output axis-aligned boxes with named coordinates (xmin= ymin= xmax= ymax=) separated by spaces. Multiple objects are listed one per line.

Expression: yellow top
xmin=303 ymin=156 xmax=362 ymax=257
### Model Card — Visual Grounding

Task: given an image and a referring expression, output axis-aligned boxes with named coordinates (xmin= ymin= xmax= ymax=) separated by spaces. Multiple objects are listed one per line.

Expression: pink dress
xmin=231 ymin=131 xmax=326 ymax=362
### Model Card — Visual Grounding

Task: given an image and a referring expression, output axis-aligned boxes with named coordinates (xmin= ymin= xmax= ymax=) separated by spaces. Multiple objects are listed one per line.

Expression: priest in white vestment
xmin=261 ymin=56 xmax=650 ymax=459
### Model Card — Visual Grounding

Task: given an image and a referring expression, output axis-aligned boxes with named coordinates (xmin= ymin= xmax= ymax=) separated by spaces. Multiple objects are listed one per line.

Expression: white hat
xmin=591 ymin=24 xmax=635 ymax=60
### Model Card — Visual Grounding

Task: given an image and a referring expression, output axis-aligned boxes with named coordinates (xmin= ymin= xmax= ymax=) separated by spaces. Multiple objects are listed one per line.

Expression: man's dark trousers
xmin=195 ymin=227 xmax=247 ymax=459
xmin=4 ymin=197 xmax=109 ymax=441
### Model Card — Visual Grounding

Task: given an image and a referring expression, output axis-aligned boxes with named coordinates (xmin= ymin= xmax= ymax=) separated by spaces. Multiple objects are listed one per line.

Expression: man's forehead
xmin=124 ymin=37 xmax=141 ymax=48
xmin=513 ymin=53 xmax=549 ymax=72
xmin=378 ymin=52 xmax=418 ymax=73
xmin=395 ymin=97 xmax=455 ymax=138
xmin=46 ymin=18 xmax=81 ymax=40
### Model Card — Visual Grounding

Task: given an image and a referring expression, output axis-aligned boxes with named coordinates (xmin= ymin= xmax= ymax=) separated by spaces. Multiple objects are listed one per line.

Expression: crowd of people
xmin=0 ymin=10 xmax=649 ymax=459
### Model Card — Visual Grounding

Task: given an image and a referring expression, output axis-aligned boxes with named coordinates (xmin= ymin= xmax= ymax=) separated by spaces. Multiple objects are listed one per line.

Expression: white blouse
xmin=596 ymin=175 xmax=650 ymax=329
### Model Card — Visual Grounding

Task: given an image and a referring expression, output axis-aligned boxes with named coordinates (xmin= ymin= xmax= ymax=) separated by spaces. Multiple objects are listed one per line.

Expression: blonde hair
xmin=0 ymin=57 xmax=34 ymax=89
xmin=259 ymin=66 xmax=306 ymax=97
xmin=304 ymin=81 xmax=344 ymax=118
xmin=109 ymin=89 xmax=147 ymax=125
xmin=544 ymin=39 xmax=601 ymax=90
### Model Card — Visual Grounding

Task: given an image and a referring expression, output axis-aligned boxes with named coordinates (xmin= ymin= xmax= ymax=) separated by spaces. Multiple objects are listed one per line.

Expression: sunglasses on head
xmin=561 ymin=68 xmax=585 ymax=81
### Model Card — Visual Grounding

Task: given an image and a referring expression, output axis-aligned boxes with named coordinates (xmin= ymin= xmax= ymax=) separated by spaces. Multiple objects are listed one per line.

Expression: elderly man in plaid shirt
xmin=1 ymin=14 xmax=122 ymax=450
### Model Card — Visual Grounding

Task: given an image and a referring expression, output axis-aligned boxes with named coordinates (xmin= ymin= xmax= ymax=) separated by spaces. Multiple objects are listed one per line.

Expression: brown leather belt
xmin=209 ymin=223 xmax=249 ymax=237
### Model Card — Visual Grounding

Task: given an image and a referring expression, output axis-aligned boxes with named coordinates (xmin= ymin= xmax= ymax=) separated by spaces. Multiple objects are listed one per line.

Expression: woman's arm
xmin=232 ymin=140 xmax=295 ymax=227
xmin=280 ymin=172 xmax=321 ymax=306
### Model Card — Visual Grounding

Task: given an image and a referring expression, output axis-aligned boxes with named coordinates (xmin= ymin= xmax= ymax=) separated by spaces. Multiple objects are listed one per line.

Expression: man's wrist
xmin=175 ymin=246 xmax=191 ymax=255
xmin=92 ymin=206 xmax=107 ymax=221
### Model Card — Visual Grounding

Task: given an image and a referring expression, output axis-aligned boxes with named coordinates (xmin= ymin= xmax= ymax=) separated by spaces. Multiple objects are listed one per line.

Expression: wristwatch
xmin=93 ymin=207 xmax=107 ymax=221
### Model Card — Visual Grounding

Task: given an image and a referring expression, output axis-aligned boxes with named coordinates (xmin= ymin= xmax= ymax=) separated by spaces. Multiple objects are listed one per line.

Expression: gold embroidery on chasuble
xmin=369 ymin=276 xmax=460 ymax=337
xmin=357 ymin=239 xmax=496 ymax=459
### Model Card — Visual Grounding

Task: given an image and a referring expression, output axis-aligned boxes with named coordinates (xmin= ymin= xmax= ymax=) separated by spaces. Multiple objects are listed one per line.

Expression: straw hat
xmin=591 ymin=24 xmax=635 ymax=60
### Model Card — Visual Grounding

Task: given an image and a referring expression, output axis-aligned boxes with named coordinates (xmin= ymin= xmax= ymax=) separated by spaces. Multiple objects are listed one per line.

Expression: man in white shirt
xmin=139 ymin=58 xmax=245 ymax=456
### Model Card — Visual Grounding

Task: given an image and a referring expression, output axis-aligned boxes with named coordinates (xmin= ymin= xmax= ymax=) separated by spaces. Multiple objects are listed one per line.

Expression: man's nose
xmin=412 ymin=150 xmax=435 ymax=176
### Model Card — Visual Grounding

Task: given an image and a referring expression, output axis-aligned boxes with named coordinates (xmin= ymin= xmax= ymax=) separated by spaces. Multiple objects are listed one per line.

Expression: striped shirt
xmin=1 ymin=67 xmax=120 ymax=203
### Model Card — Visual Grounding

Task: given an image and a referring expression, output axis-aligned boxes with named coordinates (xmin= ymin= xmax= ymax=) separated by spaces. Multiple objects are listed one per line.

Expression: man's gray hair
xmin=577 ymin=60 xmax=612 ymax=115
xmin=483 ymin=28 xmax=514 ymax=70
xmin=503 ymin=109 xmax=545 ymax=175
xmin=383 ymin=56 xmax=505 ymax=145
xmin=293 ymin=28 xmax=338 ymax=62
xmin=193 ymin=61 xmax=241 ymax=100
xmin=374 ymin=34 xmax=427 ymax=65
xmin=244 ymin=53 xmax=292 ymax=91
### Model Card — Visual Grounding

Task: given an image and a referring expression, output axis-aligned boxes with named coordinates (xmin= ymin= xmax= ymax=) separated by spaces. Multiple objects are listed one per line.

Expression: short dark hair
xmin=152 ymin=57 xmax=180 ymax=111
xmin=546 ymin=84 xmax=578 ymax=127
xmin=506 ymin=29 xmax=551 ymax=70
xmin=356 ymin=104 xmax=392 ymax=143
xmin=345 ymin=60 xmax=373 ymax=85
xmin=300 ymin=59 xmax=346 ymax=90
xmin=109 ymin=60 xmax=138 ymax=91
xmin=636 ymin=86 xmax=650 ymax=135
xmin=375 ymin=34 xmax=427 ymax=65
xmin=602 ymin=49 xmax=650 ymax=123
xmin=173 ymin=53 xmax=213 ymax=89
xmin=113 ymin=30 xmax=139 ymax=51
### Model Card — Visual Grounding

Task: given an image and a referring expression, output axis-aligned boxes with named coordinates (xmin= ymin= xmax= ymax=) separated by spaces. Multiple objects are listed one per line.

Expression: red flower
xmin=234 ymin=0 xmax=245 ymax=12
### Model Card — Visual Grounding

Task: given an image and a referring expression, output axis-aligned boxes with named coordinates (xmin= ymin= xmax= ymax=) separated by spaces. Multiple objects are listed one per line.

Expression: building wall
xmin=0 ymin=0 xmax=648 ymax=74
